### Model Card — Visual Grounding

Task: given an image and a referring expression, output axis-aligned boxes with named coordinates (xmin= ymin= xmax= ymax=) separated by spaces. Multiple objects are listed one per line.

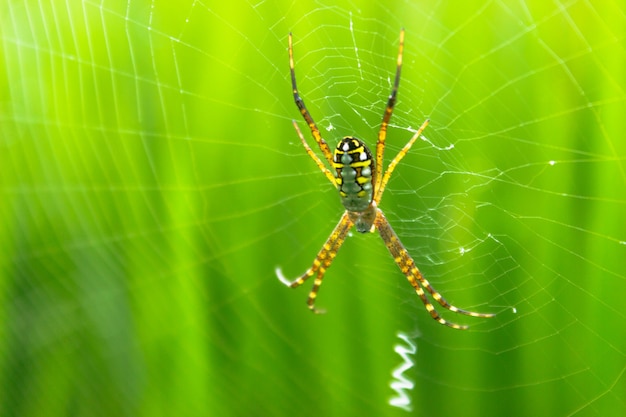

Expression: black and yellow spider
xmin=276 ymin=29 xmax=494 ymax=329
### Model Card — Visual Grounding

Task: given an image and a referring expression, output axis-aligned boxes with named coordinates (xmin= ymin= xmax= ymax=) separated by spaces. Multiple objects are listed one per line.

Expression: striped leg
xmin=276 ymin=212 xmax=353 ymax=313
xmin=375 ymin=29 xmax=405 ymax=192
xmin=292 ymin=120 xmax=336 ymax=185
xmin=375 ymin=210 xmax=494 ymax=329
xmin=374 ymin=118 xmax=429 ymax=203
xmin=289 ymin=33 xmax=334 ymax=167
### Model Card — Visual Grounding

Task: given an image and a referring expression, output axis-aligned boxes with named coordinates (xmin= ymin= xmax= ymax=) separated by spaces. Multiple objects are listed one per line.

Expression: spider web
xmin=1 ymin=1 xmax=625 ymax=416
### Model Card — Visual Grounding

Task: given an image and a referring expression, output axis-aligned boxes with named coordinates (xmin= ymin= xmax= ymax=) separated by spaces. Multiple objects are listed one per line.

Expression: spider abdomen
xmin=333 ymin=137 xmax=374 ymax=213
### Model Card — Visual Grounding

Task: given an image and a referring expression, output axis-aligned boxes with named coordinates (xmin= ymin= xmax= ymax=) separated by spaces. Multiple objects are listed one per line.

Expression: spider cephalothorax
xmin=276 ymin=29 xmax=494 ymax=329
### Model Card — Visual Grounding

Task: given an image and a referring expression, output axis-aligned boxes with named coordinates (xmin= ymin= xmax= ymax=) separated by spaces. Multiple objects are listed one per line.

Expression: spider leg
xmin=289 ymin=33 xmax=334 ymax=167
xmin=374 ymin=118 xmax=429 ymax=203
xmin=292 ymin=120 xmax=336 ymax=185
xmin=375 ymin=210 xmax=494 ymax=329
xmin=276 ymin=212 xmax=353 ymax=313
xmin=375 ymin=28 xmax=405 ymax=193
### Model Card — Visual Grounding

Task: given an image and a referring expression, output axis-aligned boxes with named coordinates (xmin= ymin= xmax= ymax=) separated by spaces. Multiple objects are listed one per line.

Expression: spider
xmin=276 ymin=29 xmax=495 ymax=329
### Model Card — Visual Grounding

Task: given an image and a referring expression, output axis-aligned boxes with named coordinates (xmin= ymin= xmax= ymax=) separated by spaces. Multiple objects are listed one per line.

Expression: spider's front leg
xmin=276 ymin=212 xmax=353 ymax=313
xmin=374 ymin=209 xmax=495 ymax=329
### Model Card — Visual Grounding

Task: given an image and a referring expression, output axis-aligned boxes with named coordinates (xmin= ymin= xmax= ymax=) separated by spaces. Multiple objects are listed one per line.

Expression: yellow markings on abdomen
xmin=333 ymin=137 xmax=374 ymax=212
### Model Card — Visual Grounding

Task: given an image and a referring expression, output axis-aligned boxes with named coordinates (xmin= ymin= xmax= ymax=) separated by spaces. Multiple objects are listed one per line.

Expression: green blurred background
xmin=1 ymin=1 xmax=625 ymax=416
